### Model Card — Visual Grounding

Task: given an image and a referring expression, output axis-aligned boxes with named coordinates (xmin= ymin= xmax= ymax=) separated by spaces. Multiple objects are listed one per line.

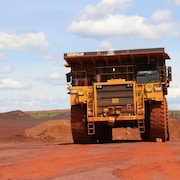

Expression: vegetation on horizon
xmin=27 ymin=109 xmax=180 ymax=120
xmin=169 ymin=110 xmax=180 ymax=117
xmin=27 ymin=110 xmax=68 ymax=119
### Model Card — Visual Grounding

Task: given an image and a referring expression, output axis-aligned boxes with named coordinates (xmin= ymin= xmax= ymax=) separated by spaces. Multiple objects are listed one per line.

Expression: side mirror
xmin=167 ymin=66 xmax=172 ymax=81
xmin=66 ymin=74 xmax=71 ymax=82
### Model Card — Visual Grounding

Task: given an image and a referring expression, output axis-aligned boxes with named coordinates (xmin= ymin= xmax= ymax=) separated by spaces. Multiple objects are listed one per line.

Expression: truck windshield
xmin=136 ymin=64 xmax=159 ymax=83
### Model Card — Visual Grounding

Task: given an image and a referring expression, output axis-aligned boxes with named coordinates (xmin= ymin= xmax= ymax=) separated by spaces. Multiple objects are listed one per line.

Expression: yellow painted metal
xmin=136 ymin=84 xmax=144 ymax=115
xmin=68 ymin=80 xmax=164 ymax=122
xmin=112 ymin=98 xmax=119 ymax=104
xmin=69 ymin=86 xmax=88 ymax=105
xmin=145 ymin=83 xmax=153 ymax=92
xmin=144 ymin=82 xmax=164 ymax=101
xmin=87 ymin=87 xmax=94 ymax=118
xmin=88 ymin=115 xmax=144 ymax=122
xmin=93 ymin=79 xmax=134 ymax=117
xmin=93 ymin=84 xmax=98 ymax=117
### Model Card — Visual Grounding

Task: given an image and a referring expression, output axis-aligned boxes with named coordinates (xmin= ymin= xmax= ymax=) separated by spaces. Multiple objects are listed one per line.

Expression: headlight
xmin=70 ymin=89 xmax=78 ymax=94
xmin=78 ymin=88 xmax=84 ymax=95
xmin=154 ymin=85 xmax=162 ymax=92
xmin=145 ymin=83 xmax=153 ymax=92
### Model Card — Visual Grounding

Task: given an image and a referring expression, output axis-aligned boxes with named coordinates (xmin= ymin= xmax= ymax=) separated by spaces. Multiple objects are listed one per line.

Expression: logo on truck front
xmin=112 ymin=98 xmax=119 ymax=104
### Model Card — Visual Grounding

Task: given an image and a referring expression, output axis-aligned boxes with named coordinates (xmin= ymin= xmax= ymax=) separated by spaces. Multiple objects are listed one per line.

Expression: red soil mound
xmin=23 ymin=119 xmax=180 ymax=142
xmin=25 ymin=120 xmax=72 ymax=143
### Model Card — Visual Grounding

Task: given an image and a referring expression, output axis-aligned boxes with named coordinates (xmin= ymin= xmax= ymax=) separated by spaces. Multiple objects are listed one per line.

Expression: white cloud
xmin=0 ymin=65 xmax=12 ymax=73
xmin=49 ymin=71 xmax=62 ymax=80
xmin=23 ymin=95 xmax=67 ymax=110
xmin=80 ymin=0 xmax=132 ymax=19
xmin=68 ymin=1 xmax=179 ymax=40
xmin=151 ymin=9 xmax=172 ymax=22
xmin=0 ymin=78 xmax=30 ymax=89
xmin=168 ymin=86 xmax=180 ymax=99
xmin=175 ymin=0 xmax=180 ymax=5
xmin=41 ymin=54 xmax=54 ymax=61
xmin=68 ymin=14 xmax=178 ymax=40
xmin=0 ymin=53 xmax=8 ymax=61
xmin=98 ymin=41 xmax=112 ymax=50
xmin=26 ymin=100 xmax=36 ymax=107
xmin=0 ymin=32 xmax=49 ymax=51
xmin=35 ymin=71 xmax=64 ymax=86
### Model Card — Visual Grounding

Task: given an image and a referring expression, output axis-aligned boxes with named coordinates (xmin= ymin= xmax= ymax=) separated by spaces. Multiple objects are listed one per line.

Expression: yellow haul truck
xmin=64 ymin=47 xmax=172 ymax=143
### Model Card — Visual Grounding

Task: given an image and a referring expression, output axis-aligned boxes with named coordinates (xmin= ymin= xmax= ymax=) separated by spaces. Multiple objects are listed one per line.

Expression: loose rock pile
xmin=25 ymin=120 xmax=73 ymax=143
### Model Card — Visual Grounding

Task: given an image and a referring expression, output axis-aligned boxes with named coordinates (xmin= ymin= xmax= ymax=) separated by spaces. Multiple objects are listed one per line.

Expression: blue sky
xmin=0 ymin=0 xmax=180 ymax=112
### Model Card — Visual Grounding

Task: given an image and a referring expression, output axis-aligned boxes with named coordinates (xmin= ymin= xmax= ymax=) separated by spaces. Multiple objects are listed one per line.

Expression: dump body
xmin=64 ymin=47 xmax=171 ymax=143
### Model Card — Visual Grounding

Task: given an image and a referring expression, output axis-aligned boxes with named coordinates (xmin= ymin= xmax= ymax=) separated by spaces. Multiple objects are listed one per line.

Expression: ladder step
xmin=88 ymin=122 xmax=95 ymax=135
xmin=87 ymin=91 xmax=94 ymax=118
xmin=138 ymin=120 xmax=145 ymax=133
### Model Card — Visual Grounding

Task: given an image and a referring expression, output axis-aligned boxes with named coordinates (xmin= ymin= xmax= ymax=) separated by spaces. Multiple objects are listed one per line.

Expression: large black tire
xmin=96 ymin=123 xmax=112 ymax=143
xmin=140 ymin=102 xmax=150 ymax=141
xmin=71 ymin=105 xmax=96 ymax=144
xmin=150 ymin=98 xmax=168 ymax=142
xmin=165 ymin=98 xmax=170 ymax=141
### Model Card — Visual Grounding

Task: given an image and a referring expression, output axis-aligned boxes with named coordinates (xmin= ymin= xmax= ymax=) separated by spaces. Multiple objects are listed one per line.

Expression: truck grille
xmin=96 ymin=84 xmax=134 ymax=116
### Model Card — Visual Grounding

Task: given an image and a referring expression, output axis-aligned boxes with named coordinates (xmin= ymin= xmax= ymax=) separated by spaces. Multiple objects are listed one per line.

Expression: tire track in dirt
xmin=0 ymin=144 xmax=97 ymax=179
xmin=114 ymin=142 xmax=180 ymax=180
xmin=0 ymin=142 xmax=180 ymax=179
xmin=0 ymin=143 xmax=133 ymax=179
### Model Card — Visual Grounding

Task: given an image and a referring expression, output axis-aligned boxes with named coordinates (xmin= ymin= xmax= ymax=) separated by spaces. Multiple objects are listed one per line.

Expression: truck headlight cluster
xmin=145 ymin=83 xmax=153 ymax=93
xmin=154 ymin=85 xmax=162 ymax=92
xmin=70 ymin=89 xmax=78 ymax=94
xmin=78 ymin=88 xmax=84 ymax=96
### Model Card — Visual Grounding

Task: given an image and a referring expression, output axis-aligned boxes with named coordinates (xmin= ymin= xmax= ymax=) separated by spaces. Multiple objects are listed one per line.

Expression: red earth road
xmin=0 ymin=140 xmax=180 ymax=180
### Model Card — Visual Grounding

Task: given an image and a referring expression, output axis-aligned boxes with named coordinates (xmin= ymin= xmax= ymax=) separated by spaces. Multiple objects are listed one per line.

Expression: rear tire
xmin=150 ymin=98 xmax=168 ymax=142
xmin=71 ymin=105 xmax=96 ymax=144
xmin=165 ymin=98 xmax=170 ymax=141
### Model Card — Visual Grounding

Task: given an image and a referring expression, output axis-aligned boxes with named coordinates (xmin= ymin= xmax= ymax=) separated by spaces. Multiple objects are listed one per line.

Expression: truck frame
xmin=64 ymin=47 xmax=172 ymax=143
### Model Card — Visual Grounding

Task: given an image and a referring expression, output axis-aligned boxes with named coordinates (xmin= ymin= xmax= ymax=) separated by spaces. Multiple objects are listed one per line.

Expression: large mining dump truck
xmin=64 ymin=47 xmax=172 ymax=143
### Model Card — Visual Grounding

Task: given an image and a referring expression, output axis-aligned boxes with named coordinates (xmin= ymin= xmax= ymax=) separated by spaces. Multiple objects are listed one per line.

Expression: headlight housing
xmin=145 ymin=83 xmax=153 ymax=92
xmin=154 ymin=85 xmax=162 ymax=92
xmin=78 ymin=88 xmax=84 ymax=95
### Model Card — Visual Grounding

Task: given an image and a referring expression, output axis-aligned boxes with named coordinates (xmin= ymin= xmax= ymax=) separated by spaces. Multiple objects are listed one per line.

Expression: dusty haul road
xmin=0 ymin=140 xmax=180 ymax=180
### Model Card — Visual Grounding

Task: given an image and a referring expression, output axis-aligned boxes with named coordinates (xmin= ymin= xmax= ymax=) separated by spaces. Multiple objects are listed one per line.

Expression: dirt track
xmin=0 ymin=141 xmax=180 ymax=179
xmin=0 ymin=110 xmax=180 ymax=179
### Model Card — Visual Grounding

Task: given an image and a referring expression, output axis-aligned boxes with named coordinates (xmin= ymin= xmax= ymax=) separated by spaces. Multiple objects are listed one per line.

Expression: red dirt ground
xmin=0 ymin=110 xmax=180 ymax=179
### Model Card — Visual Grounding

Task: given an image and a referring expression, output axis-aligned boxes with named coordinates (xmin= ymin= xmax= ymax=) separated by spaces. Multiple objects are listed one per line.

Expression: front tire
xmin=150 ymin=98 xmax=168 ymax=142
xmin=71 ymin=105 xmax=96 ymax=144
xmin=165 ymin=98 xmax=170 ymax=141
